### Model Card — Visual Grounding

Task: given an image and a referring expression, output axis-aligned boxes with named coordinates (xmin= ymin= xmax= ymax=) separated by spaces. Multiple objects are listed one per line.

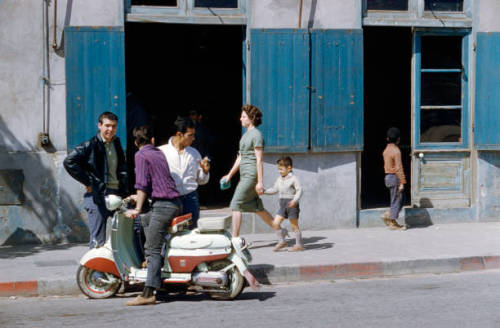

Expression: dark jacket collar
xmin=96 ymin=133 xmax=116 ymax=144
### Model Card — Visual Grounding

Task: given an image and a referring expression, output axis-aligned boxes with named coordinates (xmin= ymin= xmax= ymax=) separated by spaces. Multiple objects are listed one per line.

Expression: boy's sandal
xmin=288 ymin=245 xmax=304 ymax=252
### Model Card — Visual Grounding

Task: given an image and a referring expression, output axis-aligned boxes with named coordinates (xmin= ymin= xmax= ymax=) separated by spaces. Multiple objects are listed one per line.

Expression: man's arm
xmin=125 ymin=152 xmax=149 ymax=219
xmin=394 ymin=148 xmax=406 ymax=191
xmin=196 ymin=152 xmax=210 ymax=186
xmin=63 ymin=142 xmax=92 ymax=188
xmin=125 ymin=190 xmax=147 ymax=219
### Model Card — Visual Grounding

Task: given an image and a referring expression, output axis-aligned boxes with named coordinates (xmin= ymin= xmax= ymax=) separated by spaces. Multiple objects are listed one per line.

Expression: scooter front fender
xmin=228 ymin=253 xmax=260 ymax=291
xmin=80 ymin=247 xmax=120 ymax=277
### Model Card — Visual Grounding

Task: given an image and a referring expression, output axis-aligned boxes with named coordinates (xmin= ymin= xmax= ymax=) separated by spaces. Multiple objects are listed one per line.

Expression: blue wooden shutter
xmin=65 ymin=26 xmax=126 ymax=151
xmin=250 ymin=29 xmax=309 ymax=152
xmin=310 ymin=29 xmax=363 ymax=151
xmin=475 ymin=32 xmax=500 ymax=150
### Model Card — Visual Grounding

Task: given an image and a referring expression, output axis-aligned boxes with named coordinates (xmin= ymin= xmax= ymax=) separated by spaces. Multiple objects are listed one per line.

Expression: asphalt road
xmin=2 ymin=270 xmax=500 ymax=328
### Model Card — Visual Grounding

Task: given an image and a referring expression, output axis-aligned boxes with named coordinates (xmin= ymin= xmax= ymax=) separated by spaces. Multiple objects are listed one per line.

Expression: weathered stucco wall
xmin=241 ymin=152 xmax=358 ymax=233
xmin=0 ymin=0 xmax=122 ymax=245
xmin=477 ymin=152 xmax=500 ymax=221
xmin=477 ymin=0 xmax=500 ymax=32
xmin=250 ymin=0 xmax=362 ymax=29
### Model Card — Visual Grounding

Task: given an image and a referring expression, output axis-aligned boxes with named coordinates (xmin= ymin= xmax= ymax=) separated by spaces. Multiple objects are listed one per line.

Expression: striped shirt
xmin=134 ymin=144 xmax=180 ymax=200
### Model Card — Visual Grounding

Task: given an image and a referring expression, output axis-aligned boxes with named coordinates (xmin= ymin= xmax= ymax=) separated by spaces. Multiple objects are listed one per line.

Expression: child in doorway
xmin=264 ymin=156 xmax=304 ymax=251
xmin=381 ymin=127 xmax=406 ymax=230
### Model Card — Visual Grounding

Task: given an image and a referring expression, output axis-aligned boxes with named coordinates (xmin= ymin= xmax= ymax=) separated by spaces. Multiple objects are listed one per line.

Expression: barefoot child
xmin=264 ymin=156 xmax=304 ymax=251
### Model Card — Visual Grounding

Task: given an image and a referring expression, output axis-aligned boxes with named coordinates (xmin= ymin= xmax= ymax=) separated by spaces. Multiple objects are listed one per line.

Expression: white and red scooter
xmin=76 ymin=195 xmax=257 ymax=300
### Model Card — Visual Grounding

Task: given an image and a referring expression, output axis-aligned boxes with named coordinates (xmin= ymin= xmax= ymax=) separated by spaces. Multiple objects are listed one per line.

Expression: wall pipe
xmin=298 ymin=0 xmax=303 ymax=28
xmin=52 ymin=0 xmax=57 ymax=49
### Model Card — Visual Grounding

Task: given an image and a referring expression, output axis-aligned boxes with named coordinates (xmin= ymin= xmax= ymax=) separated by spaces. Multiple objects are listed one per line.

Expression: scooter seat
xmin=170 ymin=213 xmax=192 ymax=234
xmin=172 ymin=213 xmax=192 ymax=227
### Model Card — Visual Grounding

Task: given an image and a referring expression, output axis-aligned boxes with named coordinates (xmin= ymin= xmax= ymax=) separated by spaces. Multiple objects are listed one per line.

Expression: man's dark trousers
xmin=180 ymin=190 xmax=200 ymax=229
xmin=84 ymin=188 xmax=118 ymax=248
xmin=144 ymin=199 xmax=181 ymax=289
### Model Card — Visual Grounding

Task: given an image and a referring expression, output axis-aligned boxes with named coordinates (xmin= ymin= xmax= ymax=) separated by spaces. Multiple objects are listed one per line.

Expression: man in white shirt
xmin=158 ymin=117 xmax=210 ymax=228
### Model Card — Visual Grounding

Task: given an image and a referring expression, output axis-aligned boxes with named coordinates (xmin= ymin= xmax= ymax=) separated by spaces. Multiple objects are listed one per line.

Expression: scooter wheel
xmin=76 ymin=265 xmax=121 ymax=299
xmin=206 ymin=260 xmax=244 ymax=300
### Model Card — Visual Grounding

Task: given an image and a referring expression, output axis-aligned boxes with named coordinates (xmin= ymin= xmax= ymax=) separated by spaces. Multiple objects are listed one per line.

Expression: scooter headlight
xmin=105 ymin=195 xmax=122 ymax=211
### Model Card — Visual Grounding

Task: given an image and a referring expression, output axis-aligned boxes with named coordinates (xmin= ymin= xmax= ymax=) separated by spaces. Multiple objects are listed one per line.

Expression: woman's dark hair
xmin=387 ymin=127 xmax=401 ymax=143
xmin=242 ymin=104 xmax=262 ymax=127
xmin=133 ymin=125 xmax=154 ymax=147
xmin=173 ymin=116 xmax=195 ymax=134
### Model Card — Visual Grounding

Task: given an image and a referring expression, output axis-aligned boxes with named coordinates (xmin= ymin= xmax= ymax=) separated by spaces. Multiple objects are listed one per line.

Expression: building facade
xmin=1 ymin=0 xmax=500 ymax=244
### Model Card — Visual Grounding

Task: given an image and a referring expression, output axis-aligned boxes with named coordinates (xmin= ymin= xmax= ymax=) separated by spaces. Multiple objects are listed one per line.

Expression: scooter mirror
xmin=105 ymin=194 xmax=123 ymax=211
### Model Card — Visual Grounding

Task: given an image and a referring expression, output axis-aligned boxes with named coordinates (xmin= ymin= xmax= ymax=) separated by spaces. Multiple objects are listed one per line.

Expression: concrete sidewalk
xmin=2 ymin=222 xmax=500 ymax=297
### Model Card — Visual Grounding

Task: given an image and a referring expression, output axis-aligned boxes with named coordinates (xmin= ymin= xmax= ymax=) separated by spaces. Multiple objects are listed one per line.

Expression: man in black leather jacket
xmin=64 ymin=112 xmax=129 ymax=248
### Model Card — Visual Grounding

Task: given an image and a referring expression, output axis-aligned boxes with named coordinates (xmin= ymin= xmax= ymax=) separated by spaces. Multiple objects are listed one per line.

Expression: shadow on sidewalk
xmin=249 ymin=236 xmax=333 ymax=251
xmin=0 ymin=242 xmax=86 ymax=259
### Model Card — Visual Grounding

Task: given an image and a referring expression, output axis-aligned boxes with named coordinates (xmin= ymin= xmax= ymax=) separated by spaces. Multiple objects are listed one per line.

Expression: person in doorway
xmin=264 ymin=156 xmax=304 ymax=252
xmin=381 ymin=127 xmax=406 ymax=230
xmin=63 ymin=112 xmax=129 ymax=248
xmin=220 ymin=104 xmax=276 ymax=237
xmin=125 ymin=125 xmax=181 ymax=306
xmin=189 ymin=109 xmax=211 ymax=159
xmin=158 ymin=117 xmax=210 ymax=229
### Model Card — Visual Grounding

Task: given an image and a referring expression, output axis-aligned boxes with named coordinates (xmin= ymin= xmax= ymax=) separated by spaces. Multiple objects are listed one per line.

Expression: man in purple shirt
xmin=125 ymin=125 xmax=181 ymax=306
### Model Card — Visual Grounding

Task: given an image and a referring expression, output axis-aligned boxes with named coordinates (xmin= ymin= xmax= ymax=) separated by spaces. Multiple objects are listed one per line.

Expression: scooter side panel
xmin=167 ymin=253 xmax=230 ymax=273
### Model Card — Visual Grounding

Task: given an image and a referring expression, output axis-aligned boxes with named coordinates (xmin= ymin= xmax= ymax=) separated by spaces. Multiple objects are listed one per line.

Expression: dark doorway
xmin=362 ymin=27 xmax=412 ymax=209
xmin=125 ymin=23 xmax=244 ymax=207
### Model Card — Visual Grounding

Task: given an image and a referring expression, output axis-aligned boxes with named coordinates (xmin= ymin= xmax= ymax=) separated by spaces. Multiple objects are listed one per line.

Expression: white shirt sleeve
xmin=264 ymin=177 xmax=280 ymax=195
xmin=192 ymin=148 xmax=210 ymax=186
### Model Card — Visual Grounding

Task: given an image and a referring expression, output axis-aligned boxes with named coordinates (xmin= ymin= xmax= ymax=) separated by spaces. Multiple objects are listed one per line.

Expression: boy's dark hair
xmin=98 ymin=111 xmax=118 ymax=123
xmin=174 ymin=116 xmax=195 ymax=134
xmin=242 ymin=104 xmax=263 ymax=127
xmin=276 ymin=156 xmax=293 ymax=167
xmin=387 ymin=127 xmax=401 ymax=143
xmin=133 ymin=125 xmax=154 ymax=147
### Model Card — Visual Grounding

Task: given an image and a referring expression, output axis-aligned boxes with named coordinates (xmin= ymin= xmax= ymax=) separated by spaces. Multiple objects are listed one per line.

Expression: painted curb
xmin=2 ymin=255 xmax=500 ymax=297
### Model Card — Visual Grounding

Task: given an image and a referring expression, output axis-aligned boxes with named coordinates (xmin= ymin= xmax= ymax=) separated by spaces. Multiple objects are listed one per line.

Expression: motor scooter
xmin=76 ymin=195 xmax=257 ymax=300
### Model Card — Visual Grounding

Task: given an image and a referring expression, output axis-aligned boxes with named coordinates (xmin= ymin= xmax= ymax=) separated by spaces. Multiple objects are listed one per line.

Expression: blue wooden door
xmin=250 ymin=29 xmax=309 ymax=152
xmin=65 ymin=26 xmax=126 ymax=151
xmin=475 ymin=32 xmax=500 ymax=150
xmin=310 ymin=29 xmax=364 ymax=152
xmin=411 ymin=30 xmax=471 ymax=208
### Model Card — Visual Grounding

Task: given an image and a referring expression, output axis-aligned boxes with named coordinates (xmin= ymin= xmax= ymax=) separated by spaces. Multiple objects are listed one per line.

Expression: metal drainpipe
xmin=40 ymin=0 xmax=51 ymax=145
xmin=298 ymin=0 xmax=303 ymax=28
xmin=52 ymin=0 xmax=58 ymax=49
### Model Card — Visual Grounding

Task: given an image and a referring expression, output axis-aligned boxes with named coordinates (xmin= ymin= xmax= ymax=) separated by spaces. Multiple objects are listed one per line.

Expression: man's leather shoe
xmin=126 ymin=295 xmax=156 ymax=306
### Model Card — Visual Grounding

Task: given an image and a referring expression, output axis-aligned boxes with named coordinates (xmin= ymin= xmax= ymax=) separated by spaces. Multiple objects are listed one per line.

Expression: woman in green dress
xmin=221 ymin=105 xmax=275 ymax=237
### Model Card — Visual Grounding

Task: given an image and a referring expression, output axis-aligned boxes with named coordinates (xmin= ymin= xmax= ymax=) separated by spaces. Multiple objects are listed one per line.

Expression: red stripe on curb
xmin=484 ymin=256 xmax=500 ymax=269
xmin=0 ymin=281 xmax=38 ymax=297
xmin=300 ymin=263 xmax=384 ymax=280
xmin=460 ymin=257 xmax=485 ymax=271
